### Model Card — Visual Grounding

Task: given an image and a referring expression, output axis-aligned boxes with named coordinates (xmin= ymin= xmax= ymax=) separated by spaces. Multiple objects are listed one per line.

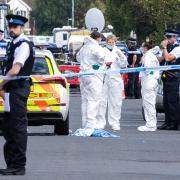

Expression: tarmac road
xmin=0 ymin=92 xmax=180 ymax=180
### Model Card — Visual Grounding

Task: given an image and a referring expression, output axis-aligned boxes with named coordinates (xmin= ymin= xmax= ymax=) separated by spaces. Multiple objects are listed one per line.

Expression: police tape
xmin=0 ymin=65 xmax=180 ymax=80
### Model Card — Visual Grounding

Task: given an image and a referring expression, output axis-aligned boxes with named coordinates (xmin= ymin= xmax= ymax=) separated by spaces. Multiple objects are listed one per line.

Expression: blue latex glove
xmin=92 ymin=64 xmax=100 ymax=70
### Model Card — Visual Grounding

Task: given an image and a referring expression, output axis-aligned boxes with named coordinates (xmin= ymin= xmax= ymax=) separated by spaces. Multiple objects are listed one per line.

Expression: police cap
xmin=128 ymin=37 xmax=136 ymax=43
xmin=165 ymin=30 xmax=179 ymax=37
xmin=6 ymin=14 xmax=28 ymax=26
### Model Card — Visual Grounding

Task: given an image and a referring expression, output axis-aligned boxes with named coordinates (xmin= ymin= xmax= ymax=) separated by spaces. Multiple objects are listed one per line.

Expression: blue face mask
xmin=139 ymin=47 xmax=143 ymax=54
xmin=106 ymin=44 xmax=114 ymax=50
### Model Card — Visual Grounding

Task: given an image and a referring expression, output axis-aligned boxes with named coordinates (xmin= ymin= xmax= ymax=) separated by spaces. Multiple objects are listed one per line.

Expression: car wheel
xmin=54 ymin=113 xmax=69 ymax=135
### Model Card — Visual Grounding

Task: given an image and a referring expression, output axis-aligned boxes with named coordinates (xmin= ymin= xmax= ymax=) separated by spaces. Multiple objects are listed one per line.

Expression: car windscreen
xmin=31 ymin=57 xmax=50 ymax=75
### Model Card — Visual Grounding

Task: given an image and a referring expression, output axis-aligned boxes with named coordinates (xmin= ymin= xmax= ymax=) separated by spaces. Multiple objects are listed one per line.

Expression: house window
xmin=17 ymin=11 xmax=20 ymax=15
xmin=16 ymin=11 xmax=27 ymax=17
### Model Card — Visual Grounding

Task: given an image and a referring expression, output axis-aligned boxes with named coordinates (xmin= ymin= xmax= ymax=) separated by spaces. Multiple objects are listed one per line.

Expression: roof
xmin=8 ymin=0 xmax=32 ymax=11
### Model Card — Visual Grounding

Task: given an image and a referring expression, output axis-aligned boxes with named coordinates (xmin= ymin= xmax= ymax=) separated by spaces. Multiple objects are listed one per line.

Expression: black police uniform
xmin=0 ymin=15 xmax=34 ymax=173
xmin=127 ymin=47 xmax=141 ymax=98
xmin=160 ymin=44 xmax=180 ymax=130
xmin=2 ymin=39 xmax=34 ymax=169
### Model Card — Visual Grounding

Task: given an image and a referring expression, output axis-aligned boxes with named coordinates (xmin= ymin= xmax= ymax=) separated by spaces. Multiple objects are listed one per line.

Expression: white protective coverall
xmin=139 ymin=50 xmax=160 ymax=129
xmin=76 ymin=37 xmax=106 ymax=129
xmin=96 ymin=46 xmax=128 ymax=130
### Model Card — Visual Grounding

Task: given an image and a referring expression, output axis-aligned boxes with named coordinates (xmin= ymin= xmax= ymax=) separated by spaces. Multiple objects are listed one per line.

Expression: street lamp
xmin=72 ymin=0 xmax=74 ymax=27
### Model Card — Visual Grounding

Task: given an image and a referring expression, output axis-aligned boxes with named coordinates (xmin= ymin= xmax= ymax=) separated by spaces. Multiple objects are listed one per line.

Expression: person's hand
xmin=161 ymin=39 xmax=169 ymax=48
xmin=105 ymin=62 xmax=112 ymax=69
xmin=130 ymin=64 xmax=134 ymax=68
xmin=106 ymin=62 xmax=112 ymax=66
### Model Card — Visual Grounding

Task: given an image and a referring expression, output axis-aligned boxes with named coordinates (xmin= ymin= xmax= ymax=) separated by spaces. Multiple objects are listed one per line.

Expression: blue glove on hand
xmin=92 ymin=64 xmax=100 ymax=70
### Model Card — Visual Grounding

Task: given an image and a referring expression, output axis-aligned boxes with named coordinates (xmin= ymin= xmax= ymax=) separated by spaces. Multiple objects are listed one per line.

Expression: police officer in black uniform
xmin=158 ymin=30 xmax=180 ymax=130
xmin=0 ymin=14 xmax=34 ymax=175
xmin=127 ymin=38 xmax=141 ymax=99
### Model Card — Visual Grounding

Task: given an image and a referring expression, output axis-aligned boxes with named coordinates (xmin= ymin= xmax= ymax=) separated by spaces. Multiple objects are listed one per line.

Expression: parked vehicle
xmin=59 ymin=64 xmax=80 ymax=87
xmin=0 ymin=49 xmax=70 ymax=135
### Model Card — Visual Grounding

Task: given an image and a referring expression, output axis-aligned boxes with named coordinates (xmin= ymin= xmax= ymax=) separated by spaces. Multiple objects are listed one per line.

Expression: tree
xmin=136 ymin=0 xmax=180 ymax=42
xmin=32 ymin=0 xmax=180 ymax=43
xmin=75 ymin=0 xmax=106 ymax=28
xmin=32 ymin=0 xmax=71 ymax=35
xmin=32 ymin=0 xmax=107 ymax=34
xmin=106 ymin=0 xmax=134 ymax=40
xmin=106 ymin=0 xmax=180 ymax=43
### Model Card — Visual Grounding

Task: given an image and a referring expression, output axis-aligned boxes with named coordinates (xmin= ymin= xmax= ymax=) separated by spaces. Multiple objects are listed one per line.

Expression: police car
xmin=0 ymin=49 xmax=70 ymax=135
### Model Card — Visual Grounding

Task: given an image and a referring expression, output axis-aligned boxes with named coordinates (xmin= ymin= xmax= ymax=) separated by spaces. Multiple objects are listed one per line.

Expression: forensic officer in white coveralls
xmin=138 ymin=41 xmax=160 ymax=131
xmin=77 ymin=31 xmax=107 ymax=130
xmin=96 ymin=35 xmax=128 ymax=131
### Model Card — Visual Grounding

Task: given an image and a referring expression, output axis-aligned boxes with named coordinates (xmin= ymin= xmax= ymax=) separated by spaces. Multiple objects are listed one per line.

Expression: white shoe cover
xmin=137 ymin=125 xmax=156 ymax=132
xmin=112 ymin=125 xmax=120 ymax=131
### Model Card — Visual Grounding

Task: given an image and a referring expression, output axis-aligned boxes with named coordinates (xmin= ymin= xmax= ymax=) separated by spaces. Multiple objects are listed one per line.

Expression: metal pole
xmin=72 ymin=0 xmax=74 ymax=27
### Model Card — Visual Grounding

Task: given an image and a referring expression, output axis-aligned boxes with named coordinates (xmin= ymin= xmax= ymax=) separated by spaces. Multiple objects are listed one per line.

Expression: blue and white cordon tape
xmin=0 ymin=65 xmax=179 ymax=80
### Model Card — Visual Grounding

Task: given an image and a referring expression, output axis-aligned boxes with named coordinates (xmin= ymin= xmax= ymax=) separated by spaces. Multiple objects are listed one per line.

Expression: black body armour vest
xmin=162 ymin=44 xmax=180 ymax=79
xmin=4 ymin=39 xmax=34 ymax=90
xmin=5 ymin=39 xmax=34 ymax=76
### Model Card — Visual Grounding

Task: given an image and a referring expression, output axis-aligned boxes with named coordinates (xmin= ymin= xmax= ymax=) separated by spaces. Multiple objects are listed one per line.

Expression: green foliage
xmin=32 ymin=0 xmax=180 ymax=43
xmin=32 ymin=0 xmax=71 ymax=35
xmin=107 ymin=0 xmax=180 ymax=43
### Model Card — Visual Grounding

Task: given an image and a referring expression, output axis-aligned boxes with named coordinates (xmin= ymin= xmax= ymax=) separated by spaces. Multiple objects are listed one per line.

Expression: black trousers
xmin=163 ymin=78 xmax=180 ymax=126
xmin=128 ymin=72 xmax=141 ymax=98
xmin=2 ymin=81 xmax=30 ymax=169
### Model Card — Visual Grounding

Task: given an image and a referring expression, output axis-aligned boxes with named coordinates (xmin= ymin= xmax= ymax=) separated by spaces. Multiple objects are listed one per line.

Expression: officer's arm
xmin=0 ymin=63 xmax=22 ymax=88
xmin=6 ymin=63 xmax=22 ymax=76
xmin=131 ymin=54 xmax=137 ymax=67
xmin=157 ymin=56 xmax=165 ymax=63
xmin=163 ymin=49 xmax=176 ymax=62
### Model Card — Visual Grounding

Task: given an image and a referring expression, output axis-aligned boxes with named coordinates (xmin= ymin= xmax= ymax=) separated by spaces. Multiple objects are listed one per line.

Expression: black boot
xmin=166 ymin=124 xmax=179 ymax=130
xmin=0 ymin=167 xmax=25 ymax=175
xmin=157 ymin=123 xmax=169 ymax=130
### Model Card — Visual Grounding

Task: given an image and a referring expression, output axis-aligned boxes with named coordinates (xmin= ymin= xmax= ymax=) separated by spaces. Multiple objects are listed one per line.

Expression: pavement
xmin=0 ymin=92 xmax=180 ymax=180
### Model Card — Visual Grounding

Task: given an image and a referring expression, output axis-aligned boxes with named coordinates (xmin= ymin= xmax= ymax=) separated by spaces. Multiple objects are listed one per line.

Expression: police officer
xmin=158 ymin=30 xmax=180 ymax=130
xmin=0 ymin=14 xmax=34 ymax=175
xmin=127 ymin=38 xmax=141 ymax=99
